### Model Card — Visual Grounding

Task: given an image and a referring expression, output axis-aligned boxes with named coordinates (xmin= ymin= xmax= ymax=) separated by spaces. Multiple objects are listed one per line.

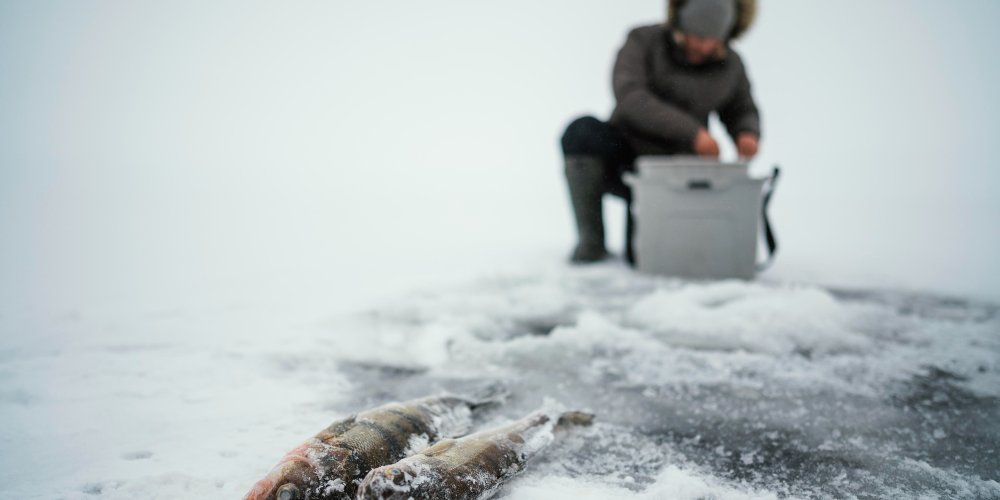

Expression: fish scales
xmin=244 ymin=395 xmax=488 ymax=500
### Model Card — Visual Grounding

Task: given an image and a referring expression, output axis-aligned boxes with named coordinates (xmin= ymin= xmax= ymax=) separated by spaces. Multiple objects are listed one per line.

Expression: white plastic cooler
xmin=624 ymin=156 xmax=779 ymax=280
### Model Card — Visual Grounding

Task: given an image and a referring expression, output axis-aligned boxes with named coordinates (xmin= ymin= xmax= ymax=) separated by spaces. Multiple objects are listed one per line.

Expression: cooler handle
xmin=756 ymin=166 xmax=781 ymax=272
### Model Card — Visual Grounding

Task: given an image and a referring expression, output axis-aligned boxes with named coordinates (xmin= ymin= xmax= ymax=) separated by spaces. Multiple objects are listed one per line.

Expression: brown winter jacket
xmin=608 ymin=21 xmax=761 ymax=156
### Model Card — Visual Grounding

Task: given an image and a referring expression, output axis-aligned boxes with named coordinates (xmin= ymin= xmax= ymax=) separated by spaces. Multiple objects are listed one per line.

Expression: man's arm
xmin=612 ymin=27 xmax=703 ymax=146
xmin=718 ymin=57 xmax=761 ymax=158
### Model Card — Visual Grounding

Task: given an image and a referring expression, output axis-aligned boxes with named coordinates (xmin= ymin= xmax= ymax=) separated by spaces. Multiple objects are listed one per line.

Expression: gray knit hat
xmin=677 ymin=0 xmax=736 ymax=39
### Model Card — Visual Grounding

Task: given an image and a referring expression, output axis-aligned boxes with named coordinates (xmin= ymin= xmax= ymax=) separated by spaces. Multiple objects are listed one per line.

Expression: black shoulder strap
xmin=757 ymin=166 xmax=780 ymax=271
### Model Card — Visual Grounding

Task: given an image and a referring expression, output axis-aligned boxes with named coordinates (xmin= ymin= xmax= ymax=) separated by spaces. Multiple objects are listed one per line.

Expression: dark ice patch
xmin=893 ymin=367 xmax=985 ymax=411
xmin=517 ymin=318 xmax=566 ymax=337
xmin=470 ymin=316 xmax=574 ymax=342
xmin=122 ymin=450 xmax=153 ymax=460
xmin=81 ymin=483 xmax=104 ymax=495
xmin=830 ymin=287 xmax=999 ymax=323
xmin=887 ymin=366 xmax=1000 ymax=480
xmin=667 ymin=427 xmax=874 ymax=498
xmin=338 ymin=360 xmax=428 ymax=378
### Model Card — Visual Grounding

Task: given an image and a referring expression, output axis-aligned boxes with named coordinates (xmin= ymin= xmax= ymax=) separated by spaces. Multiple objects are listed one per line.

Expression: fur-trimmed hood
xmin=667 ymin=0 xmax=757 ymax=40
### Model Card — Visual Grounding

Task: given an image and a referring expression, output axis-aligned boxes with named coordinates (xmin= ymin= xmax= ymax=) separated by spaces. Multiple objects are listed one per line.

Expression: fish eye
xmin=276 ymin=483 xmax=302 ymax=500
xmin=389 ymin=468 xmax=410 ymax=486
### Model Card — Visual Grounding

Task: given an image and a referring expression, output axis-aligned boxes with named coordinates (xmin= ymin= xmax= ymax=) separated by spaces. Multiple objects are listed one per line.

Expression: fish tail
xmin=556 ymin=411 xmax=595 ymax=430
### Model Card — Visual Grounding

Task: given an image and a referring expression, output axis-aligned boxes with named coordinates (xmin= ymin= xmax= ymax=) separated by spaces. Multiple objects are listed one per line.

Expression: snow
xmin=627 ymin=283 xmax=874 ymax=355
xmin=3 ymin=263 xmax=997 ymax=498
xmin=2 ymin=1 xmax=1000 ymax=499
xmin=512 ymin=466 xmax=784 ymax=500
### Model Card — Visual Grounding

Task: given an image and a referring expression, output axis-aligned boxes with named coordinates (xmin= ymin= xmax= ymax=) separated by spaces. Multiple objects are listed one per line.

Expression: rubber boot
xmin=565 ymin=155 xmax=609 ymax=263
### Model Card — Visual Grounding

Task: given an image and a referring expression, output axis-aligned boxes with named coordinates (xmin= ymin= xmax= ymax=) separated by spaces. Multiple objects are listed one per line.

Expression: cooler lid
xmin=633 ymin=156 xmax=754 ymax=191
xmin=637 ymin=156 xmax=748 ymax=176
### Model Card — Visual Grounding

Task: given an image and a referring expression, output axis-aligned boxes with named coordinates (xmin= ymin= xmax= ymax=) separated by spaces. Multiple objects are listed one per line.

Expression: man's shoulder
xmin=724 ymin=47 xmax=748 ymax=71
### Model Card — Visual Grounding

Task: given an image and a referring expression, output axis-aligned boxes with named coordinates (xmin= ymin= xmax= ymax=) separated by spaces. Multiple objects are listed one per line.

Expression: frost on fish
xmin=319 ymin=478 xmax=345 ymax=495
xmin=243 ymin=394 xmax=489 ymax=500
xmin=357 ymin=408 xmax=591 ymax=500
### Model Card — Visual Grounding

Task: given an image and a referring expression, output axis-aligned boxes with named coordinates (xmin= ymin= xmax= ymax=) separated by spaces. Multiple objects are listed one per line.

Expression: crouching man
xmin=562 ymin=0 xmax=761 ymax=263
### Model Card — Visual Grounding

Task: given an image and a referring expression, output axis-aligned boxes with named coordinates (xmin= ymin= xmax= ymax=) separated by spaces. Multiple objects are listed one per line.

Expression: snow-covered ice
xmin=2 ymin=262 xmax=997 ymax=499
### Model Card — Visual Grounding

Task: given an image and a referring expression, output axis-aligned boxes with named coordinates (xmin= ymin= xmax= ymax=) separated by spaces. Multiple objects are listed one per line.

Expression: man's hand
xmin=737 ymin=132 xmax=759 ymax=159
xmin=693 ymin=129 xmax=720 ymax=158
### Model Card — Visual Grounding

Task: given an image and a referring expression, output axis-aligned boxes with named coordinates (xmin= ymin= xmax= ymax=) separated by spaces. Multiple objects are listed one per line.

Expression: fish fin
xmin=334 ymin=414 xmax=357 ymax=429
xmin=318 ymin=414 xmax=357 ymax=439
xmin=466 ymin=382 xmax=510 ymax=410
xmin=556 ymin=411 xmax=595 ymax=430
xmin=421 ymin=438 xmax=459 ymax=457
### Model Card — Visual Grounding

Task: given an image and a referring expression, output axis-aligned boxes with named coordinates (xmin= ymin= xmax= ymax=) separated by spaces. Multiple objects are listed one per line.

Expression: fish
xmin=244 ymin=392 xmax=504 ymax=500
xmin=356 ymin=409 xmax=594 ymax=500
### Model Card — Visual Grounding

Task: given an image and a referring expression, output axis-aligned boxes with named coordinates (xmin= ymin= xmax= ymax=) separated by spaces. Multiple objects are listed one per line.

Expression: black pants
xmin=560 ymin=115 xmax=637 ymax=201
xmin=560 ymin=115 xmax=638 ymax=263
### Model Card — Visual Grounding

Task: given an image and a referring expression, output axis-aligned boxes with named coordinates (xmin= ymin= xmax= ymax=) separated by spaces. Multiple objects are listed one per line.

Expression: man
xmin=561 ymin=0 xmax=760 ymax=263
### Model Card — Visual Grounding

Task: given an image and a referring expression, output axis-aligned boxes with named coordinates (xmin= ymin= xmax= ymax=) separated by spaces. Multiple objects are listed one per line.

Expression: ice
xmin=324 ymin=267 xmax=999 ymax=499
xmin=626 ymin=283 xmax=875 ymax=355
xmin=327 ymin=262 xmax=992 ymax=498
xmin=2 ymin=264 xmax=999 ymax=498
xmin=511 ymin=466 xmax=786 ymax=500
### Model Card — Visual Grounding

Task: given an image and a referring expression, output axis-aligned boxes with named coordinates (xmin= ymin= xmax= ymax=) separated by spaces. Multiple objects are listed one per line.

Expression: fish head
xmin=243 ymin=460 xmax=316 ymax=500
xmin=245 ymin=441 xmax=355 ymax=500
xmin=357 ymin=463 xmax=431 ymax=500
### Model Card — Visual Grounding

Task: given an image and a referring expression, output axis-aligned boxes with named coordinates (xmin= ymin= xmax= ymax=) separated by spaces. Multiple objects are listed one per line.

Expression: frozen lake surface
xmin=2 ymin=264 xmax=998 ymax=499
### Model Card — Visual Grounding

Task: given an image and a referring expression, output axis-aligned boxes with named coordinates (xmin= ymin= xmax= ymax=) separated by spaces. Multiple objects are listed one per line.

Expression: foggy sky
xmin=2 ymin=1 xmax=999 ymax=314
